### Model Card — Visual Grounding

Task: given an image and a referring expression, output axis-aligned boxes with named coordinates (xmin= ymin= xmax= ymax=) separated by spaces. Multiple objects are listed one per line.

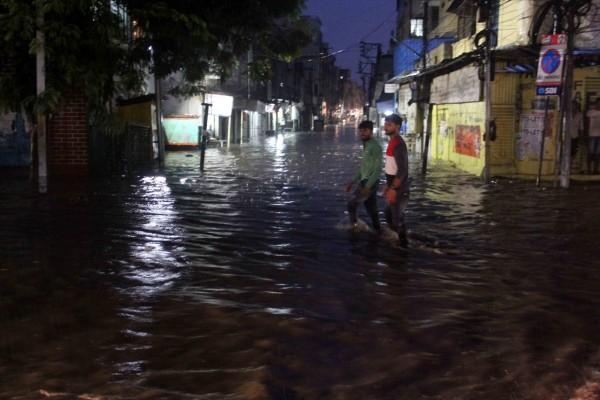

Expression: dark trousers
xmin=571 ymin=138 xmax=579 ymax=157
xmin=588 ymin=137 xmax=600 ymax=174
xmin=347 ymin=180 xmax=381 ymax=231
xmin=385 ymin=190 xmax=409 ymax=241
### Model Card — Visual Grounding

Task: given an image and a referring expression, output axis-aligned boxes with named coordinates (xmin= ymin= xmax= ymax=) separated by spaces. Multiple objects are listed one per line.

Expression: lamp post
xmin=200 ymin=102 xmax=212 ymax=171
xmin=36 ymin=7 xmax=47 ymax=194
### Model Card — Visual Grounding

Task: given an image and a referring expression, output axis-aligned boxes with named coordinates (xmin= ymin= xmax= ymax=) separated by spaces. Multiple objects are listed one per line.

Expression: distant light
xmin=384 ymin=110 xmax=393 ymax=116
xmin=340 ymin=76 xmax=344 ymax=80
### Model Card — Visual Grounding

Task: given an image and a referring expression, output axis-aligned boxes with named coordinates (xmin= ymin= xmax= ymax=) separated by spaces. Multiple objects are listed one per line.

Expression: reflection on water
xmin=1 ymin=128 xmax=600 ymax=399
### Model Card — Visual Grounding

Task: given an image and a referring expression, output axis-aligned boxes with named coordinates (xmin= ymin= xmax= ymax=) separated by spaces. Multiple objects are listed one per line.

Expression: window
xmin=457 ymin=0 xmax=476 ymax=39
xmin=410 ymin=18 xmax=424 ymax=37
xmin=430 ymin=6 xmax=440 ymax=30
xmin=110 ymin=0 xmax=132 ymax=42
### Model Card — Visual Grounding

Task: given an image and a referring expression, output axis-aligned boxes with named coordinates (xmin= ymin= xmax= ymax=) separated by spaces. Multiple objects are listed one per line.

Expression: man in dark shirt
xmin=346 ymin=120 xmax=383 ymax=232
xmin=382 ymin=114 xmax=410 ymax=247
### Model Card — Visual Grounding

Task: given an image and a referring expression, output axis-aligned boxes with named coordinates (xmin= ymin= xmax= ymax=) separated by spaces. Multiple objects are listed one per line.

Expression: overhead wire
xmin=319 ymin=12 xmax=397 ymax=59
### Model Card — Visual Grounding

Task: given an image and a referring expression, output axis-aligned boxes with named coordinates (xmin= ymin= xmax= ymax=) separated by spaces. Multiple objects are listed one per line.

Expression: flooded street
xmin=2 ymin=127 xmax=600 ymax=399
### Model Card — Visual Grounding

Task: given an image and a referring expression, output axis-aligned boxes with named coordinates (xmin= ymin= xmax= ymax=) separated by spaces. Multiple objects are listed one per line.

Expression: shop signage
xmin=396 ymin=85 xmax=413 ymax=114
xmin=384 ymin=83 xmax=399 ymax=93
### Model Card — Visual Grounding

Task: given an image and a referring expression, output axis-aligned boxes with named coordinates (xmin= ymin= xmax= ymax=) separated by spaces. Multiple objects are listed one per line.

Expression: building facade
xmin=389 ymin=0 xmax=600 ymax=178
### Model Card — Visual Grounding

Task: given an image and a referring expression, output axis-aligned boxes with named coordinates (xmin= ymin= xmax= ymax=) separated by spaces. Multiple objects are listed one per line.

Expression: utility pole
xmin=537 ymin=97 xmax=551 ymax=187
xmin=537 ymin=2 xmax=560 ymax=187
xmin=36 ymin=8 xmax=47 ymax=194
xmin=421 ymin=0 xmax=433 ymax=174
xmin=154 ymin=75 xmax=165 ymax=168
xmin=558 ymin=12 xmax=577 ymax=188
xmin=482 ymin=1 xmax=493 ymax=183
xmin=200 ymin=102 xmax=212 ymax=171
xmin=358 ymin=41 xmax=380 ymax=116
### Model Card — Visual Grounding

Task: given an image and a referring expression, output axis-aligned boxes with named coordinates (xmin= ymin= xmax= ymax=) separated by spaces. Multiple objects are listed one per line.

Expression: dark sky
xmin=304 ymin=0 xmax=397 ymax=80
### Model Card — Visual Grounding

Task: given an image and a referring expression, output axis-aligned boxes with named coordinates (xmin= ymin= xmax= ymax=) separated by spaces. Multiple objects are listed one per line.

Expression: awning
xmin=574 ymin=48 xmax=600 ymax=56
xmin=387 ymin=51 xmax=478 ymax=85
xmin=386 ymin=44 xmax=600 ymax=86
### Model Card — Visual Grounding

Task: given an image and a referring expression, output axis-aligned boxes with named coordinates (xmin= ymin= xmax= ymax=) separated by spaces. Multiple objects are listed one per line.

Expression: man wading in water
xmin=346 ymin=120 xmax=383 ymax=233
xmin=382 ymin=114 xmax=410 ymax=247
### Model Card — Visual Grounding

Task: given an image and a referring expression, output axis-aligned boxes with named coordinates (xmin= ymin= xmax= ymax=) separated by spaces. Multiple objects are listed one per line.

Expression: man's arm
xmin=390 ymin=140 xmax=408 ymax=189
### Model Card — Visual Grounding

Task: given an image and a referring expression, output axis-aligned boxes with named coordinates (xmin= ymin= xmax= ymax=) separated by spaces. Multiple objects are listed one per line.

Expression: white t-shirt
xmin=570 ymin=112 xmax=583 ymax=138
xmin=588 ymin=109 xmax=600 ymax=137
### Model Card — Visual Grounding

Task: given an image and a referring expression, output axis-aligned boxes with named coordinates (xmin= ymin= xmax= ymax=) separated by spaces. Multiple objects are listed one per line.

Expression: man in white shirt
xmin=570 ymin=101 xmax=583 ymax=157
xmin=587 ymin=99 xmax=600 ymax=174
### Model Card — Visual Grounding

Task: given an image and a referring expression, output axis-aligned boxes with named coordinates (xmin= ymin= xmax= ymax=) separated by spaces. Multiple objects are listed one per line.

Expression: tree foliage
xmin=0 ymin=0 xmax=310 ymax=114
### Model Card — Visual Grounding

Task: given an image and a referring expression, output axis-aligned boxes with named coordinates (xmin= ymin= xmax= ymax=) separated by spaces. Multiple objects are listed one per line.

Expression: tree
xmin=0 ymin=0 xmax=311 ymax=114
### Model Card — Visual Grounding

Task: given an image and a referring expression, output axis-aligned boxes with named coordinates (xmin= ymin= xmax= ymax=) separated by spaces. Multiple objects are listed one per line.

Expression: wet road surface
xmin=2 ymin=127 xmax=600 ymax=399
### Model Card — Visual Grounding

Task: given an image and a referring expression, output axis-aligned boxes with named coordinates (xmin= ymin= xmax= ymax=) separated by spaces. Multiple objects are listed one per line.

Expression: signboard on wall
xmin=516 ymin=111 xmax=554 ymax=160
xmin=397 ymin=84 xmax=412 ymax=114
xmin=163 ymin=117 xmax=202 ymax=147
xmin=430 ymin=66 xmax=482 ymax=104
xmin=384 ymin=83 xmax=399 ymax=93
xmin=455 ymin=125 xmax=481 ymax=157
xmin=206 ymin=94 xmax=234 ymax=117
xmin=536 ymin=34 xmax=567 ymax=96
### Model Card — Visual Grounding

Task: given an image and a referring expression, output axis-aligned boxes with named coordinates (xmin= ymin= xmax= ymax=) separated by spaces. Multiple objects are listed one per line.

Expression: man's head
xmin=383 ymin=114 xmax=402 ymax=136
xmin=358 ymin=120 xmax=374 ymax=141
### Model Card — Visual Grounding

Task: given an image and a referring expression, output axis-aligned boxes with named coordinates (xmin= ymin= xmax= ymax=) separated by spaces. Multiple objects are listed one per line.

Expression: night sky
xmin=304 ymin=0 xmax=397 ymax=80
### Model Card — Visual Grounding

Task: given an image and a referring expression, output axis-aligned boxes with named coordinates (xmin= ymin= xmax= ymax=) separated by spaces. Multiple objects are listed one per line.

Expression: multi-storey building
xmin=389 ymin=0 xmax=600 ymax=179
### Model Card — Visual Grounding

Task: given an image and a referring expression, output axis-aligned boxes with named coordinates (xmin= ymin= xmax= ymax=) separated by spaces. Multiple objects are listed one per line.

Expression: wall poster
xmin=455 ymin=125 xmax=481 ymax=157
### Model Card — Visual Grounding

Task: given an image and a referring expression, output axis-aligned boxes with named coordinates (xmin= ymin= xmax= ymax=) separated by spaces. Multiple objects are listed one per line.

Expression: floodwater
xmin=2 ymin=127 xmax=600 ymax=400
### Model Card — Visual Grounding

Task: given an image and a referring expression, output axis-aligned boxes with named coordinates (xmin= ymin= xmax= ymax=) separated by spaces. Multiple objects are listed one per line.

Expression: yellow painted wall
xmin=431 ymin=102 xmax=486 ymax=175
xmin=118 ymin=101 xmax=153 ymax=128
xmin=429 ymin=72 xmax=521 ymax=177
xmin=514 ymin=67 xmax=600 ymax=176
xmin=489 ymin=72 xmax=519 ymax=175
xmin=575 ymin=66 xmax=600 ymax=107
xmin=452 ymin=37 xmax=475 ymax=58
xmin=514 ymin=76 xmax=558 ymax=176
xmin=430 ymin=66 xmax=600 ymax=178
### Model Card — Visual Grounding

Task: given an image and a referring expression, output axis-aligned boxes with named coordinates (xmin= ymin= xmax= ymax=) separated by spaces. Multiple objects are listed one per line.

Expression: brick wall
xmin=48 ymin=90 xmax=89 ymax=176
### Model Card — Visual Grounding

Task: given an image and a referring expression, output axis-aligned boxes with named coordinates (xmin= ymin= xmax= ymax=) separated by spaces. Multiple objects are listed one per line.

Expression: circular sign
xmin=541 ymin=49 xmax=561 ymax=74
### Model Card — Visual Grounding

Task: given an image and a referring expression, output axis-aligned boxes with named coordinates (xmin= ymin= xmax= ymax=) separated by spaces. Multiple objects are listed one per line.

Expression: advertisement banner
xmin=455 ymin=125 xmax=481 ymax=157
